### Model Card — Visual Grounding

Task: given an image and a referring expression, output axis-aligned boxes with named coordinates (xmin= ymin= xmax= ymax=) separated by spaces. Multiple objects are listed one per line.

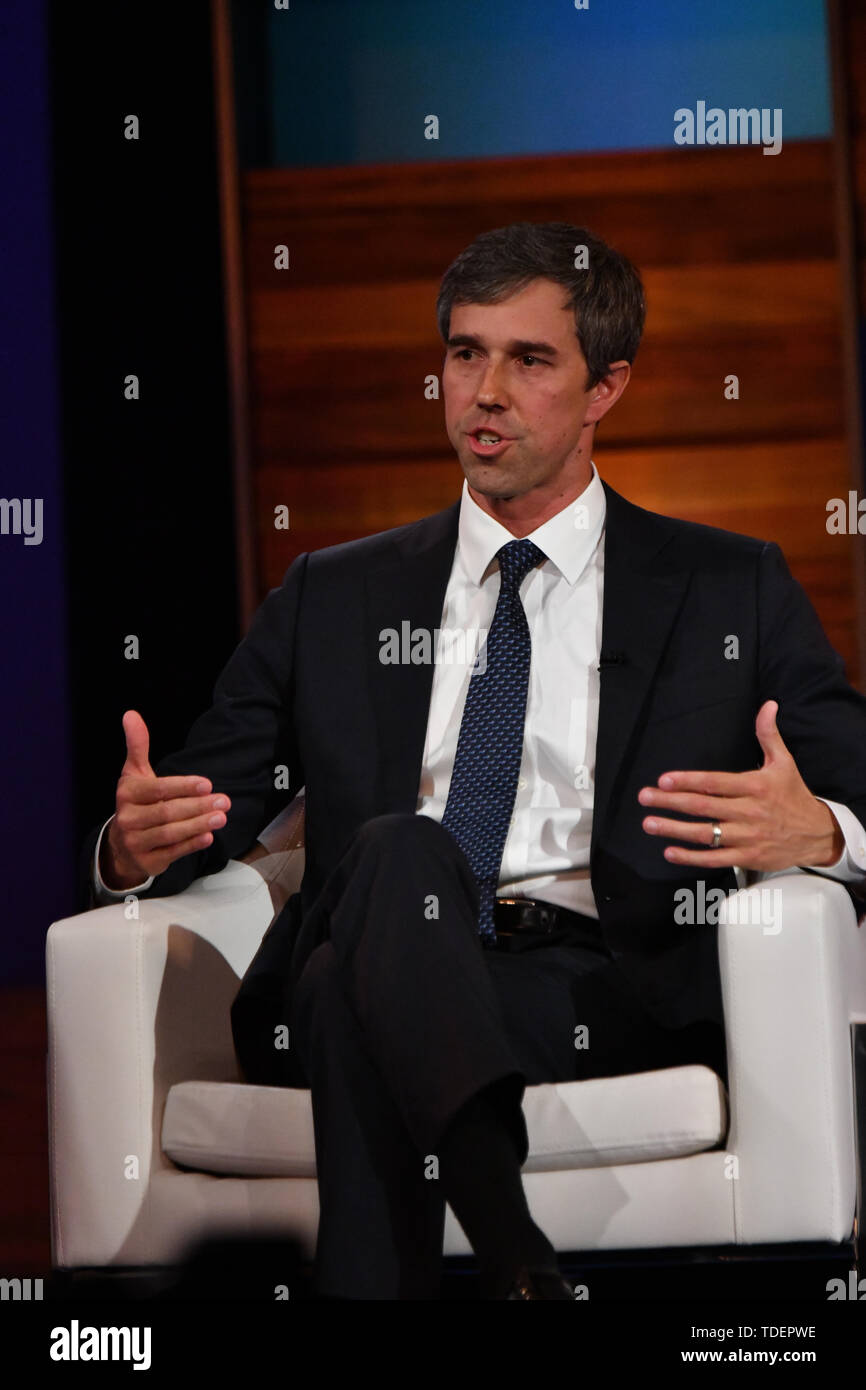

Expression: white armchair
xmin=46 ymin=797 xmax=866 ymax=1281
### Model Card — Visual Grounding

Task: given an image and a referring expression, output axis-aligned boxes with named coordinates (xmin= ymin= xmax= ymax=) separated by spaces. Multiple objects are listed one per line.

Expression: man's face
xmin=442 ymin=276 xmax=624 ymax=508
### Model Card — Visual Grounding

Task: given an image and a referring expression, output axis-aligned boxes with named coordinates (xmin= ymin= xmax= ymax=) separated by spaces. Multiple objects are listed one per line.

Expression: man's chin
xmin=460 ymin=459 xmax=527 ymax=501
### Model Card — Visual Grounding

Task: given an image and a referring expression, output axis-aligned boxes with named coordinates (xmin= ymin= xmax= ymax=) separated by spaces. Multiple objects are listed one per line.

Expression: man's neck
xmin=467 ymin=467 xmax=596 ymax=538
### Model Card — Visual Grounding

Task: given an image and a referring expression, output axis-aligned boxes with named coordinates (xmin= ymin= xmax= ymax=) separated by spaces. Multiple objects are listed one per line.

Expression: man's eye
xmin=520 ymin=355 xmax=542 ymax=367
xmin=455 ymin=349 xmax=475 ymax=360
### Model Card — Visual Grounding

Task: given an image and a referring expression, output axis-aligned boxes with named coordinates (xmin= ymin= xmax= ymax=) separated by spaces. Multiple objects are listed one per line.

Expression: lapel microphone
xmin=598 ymin=650 xmax=626 ymax=669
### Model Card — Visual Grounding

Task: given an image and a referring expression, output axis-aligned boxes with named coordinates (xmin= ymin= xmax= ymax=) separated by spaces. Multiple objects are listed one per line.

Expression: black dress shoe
xmin=505 ymin=1266 xmax=574 ymax=1300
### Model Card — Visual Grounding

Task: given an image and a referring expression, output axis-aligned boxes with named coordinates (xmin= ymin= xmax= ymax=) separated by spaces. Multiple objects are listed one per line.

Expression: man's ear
xmin=585 ymin=360 xmax=631 ymax=426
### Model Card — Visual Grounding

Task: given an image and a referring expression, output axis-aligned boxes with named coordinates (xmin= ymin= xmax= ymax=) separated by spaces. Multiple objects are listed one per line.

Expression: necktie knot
xmin=496 ymin=538 xmax=546 ymax=592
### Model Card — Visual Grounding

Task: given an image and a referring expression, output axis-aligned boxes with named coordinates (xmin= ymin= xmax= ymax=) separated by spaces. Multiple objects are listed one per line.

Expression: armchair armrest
xmin=718 ymin=872 xmax=866 ymax=1244
xmin=46 ymin=830 xmax=305 ymax=1267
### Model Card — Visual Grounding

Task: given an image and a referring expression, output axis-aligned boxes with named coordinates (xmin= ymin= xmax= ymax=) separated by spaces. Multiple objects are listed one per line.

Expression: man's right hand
xmin=99 ymin=709 xmax=231 ymax=891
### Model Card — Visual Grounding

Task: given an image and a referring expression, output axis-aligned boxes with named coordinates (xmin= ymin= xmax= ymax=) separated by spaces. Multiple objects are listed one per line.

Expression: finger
xmin=638 ymin=789 xmax=753 ymax=819
xmin=641 ymin=814 xmax=745 ymax=846
xmin=659 ymin=845 xmax=745 ymax=868
xmin=146 ymin=829 xmax=221 ymax=873
xmin=651 ymin=769 xmax=761 ymax=797
xmin=121 ymin=710 xmax=154 ymax=778
xmin=117 ymin=792 xmax=230 ymax=832
xmin=126 ymin=807 xmax=230 ymax=856
xmin=118 ymin=774 xmax=219 ymax=804
xmin=754 ymin=699 xmax=789 ymax=764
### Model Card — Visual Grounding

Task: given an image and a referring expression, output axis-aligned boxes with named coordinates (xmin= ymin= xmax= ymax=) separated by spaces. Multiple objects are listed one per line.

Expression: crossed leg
xmin=280 ymin=814 xmax=724 ymax=1298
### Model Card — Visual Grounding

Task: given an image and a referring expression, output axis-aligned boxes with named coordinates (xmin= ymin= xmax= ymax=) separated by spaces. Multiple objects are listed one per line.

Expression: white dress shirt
xmin=93 ymin=461 xmax=866 ymax=905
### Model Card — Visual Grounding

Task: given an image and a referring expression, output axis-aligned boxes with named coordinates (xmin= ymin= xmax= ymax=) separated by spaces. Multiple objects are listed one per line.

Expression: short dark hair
xmin=436 ymin=222 xmax=646 ymax=388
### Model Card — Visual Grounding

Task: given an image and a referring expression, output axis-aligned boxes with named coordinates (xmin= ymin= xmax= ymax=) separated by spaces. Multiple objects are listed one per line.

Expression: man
xmin=87 ymin=223 xmax=866 ymax=1300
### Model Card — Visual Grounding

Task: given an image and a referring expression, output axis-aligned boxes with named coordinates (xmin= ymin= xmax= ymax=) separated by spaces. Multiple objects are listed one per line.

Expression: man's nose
xmin=476 ymin=358 xmax=508 ymax=408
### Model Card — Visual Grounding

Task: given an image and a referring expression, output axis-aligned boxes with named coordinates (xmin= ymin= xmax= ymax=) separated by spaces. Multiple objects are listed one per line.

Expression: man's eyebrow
xmin=446 ymin=333 xmax=560 ymax=357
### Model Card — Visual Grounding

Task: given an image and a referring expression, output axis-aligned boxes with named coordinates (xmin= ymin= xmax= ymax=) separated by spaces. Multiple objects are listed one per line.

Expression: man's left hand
xmin=638 ymin=700 xmax=845 ymax=871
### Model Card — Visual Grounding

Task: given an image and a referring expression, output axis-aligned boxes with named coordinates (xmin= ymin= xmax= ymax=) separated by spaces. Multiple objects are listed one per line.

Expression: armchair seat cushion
xmin=161 ymin=1064 xmax=728 ymax=1178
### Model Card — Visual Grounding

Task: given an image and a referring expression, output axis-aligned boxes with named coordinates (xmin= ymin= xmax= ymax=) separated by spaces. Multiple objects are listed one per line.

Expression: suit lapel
xmin=591 ymin=482 xmax=691 ymax=857
xmin=365 ymin=502 xmax=461 ymax=813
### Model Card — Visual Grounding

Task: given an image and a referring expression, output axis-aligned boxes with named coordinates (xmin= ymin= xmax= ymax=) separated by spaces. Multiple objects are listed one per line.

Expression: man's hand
xmin=100 ymin=710 xmax=231 ymax=890
xmin=638 ymin=700 xmax=845 ymax=872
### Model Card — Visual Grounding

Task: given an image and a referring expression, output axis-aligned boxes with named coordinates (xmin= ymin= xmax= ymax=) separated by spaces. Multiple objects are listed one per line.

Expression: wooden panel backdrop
xmin=843 ymin=0 xmax=866 ymax=322
xmin=239 ymin=140 xmax=862 ymax=683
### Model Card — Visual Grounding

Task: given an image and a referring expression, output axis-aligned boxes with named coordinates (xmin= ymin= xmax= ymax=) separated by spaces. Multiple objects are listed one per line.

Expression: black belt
xmin=486 ymin=897 xmax=604 ymax=951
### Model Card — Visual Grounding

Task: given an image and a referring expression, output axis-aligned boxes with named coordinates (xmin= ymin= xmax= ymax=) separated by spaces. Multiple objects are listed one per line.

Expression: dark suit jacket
xmin=82 ymin=480 xmax=866 ymax=1055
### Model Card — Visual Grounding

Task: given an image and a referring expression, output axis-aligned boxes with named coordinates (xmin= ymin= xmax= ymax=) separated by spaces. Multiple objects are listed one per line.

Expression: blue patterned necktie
xmin=441 ymin=538 xmax=546 ymax=942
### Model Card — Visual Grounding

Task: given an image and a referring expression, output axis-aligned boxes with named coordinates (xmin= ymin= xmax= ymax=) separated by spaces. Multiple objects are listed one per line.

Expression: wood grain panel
xmin=248 ymin=263 xmax=843 ymax=458
xmin=252 ymin=339 xmax=841 ymax=462
xmin=248 ymin=262 xmax=840 ymax=347
xmin=255 ymin=442 xmax=850 ymax=552
xmin=242 ymin=143 xmax=836 ymax=284
xmin=839 ymin=0 xmax=866 ymax=312
xmin=0 ymin=988 xmax=49 ymax=1275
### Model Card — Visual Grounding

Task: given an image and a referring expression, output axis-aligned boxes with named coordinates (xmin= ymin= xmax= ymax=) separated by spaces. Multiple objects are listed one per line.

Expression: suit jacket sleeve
xmin=79 ymin=553 xmax=308 ymax=909
xmin=757 ymin=540 xmax=866 ymax=895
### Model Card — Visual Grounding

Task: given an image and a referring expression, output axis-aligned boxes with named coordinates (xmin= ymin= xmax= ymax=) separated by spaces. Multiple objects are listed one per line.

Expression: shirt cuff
xmin=799 ymin=799 xmax=866 ymax=882
xmin=92 ymin=814 xmax=154 ymax=903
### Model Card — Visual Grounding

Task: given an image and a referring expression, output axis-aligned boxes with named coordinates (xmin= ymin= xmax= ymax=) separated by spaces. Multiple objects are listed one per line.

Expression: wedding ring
xmin=711 ymin=823 xmax=723 ymax=849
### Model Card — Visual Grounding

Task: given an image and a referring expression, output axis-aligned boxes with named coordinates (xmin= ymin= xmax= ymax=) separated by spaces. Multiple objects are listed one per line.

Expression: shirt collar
xmin=456 ymin=460 xmax=606 ymax=587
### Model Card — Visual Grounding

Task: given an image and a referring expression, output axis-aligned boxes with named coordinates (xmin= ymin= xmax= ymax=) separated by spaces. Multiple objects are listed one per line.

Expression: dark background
xmin=2 ymin=0 xmax=237 ymax=985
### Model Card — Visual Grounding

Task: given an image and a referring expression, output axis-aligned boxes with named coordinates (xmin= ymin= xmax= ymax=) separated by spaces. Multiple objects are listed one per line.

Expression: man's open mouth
xmin=468 ymin=430 xmax=513 ymax=456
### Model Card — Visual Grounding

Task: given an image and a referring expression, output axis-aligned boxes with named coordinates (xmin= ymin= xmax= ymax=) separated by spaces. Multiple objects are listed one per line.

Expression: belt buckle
xmin=495 ymin=897 xmax=557 ymax=938
xmin=494 ymin=898 xmax=523 ymax=937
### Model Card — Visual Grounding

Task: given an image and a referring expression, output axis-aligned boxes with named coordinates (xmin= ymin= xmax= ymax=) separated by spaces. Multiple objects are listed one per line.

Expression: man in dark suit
xmin=89 ymin=223 xmax=866 ymax=1300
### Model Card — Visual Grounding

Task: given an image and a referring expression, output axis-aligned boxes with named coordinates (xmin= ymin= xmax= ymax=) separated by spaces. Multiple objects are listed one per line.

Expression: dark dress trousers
xmin=81 ymin=480 xmax=866 ymax=1295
